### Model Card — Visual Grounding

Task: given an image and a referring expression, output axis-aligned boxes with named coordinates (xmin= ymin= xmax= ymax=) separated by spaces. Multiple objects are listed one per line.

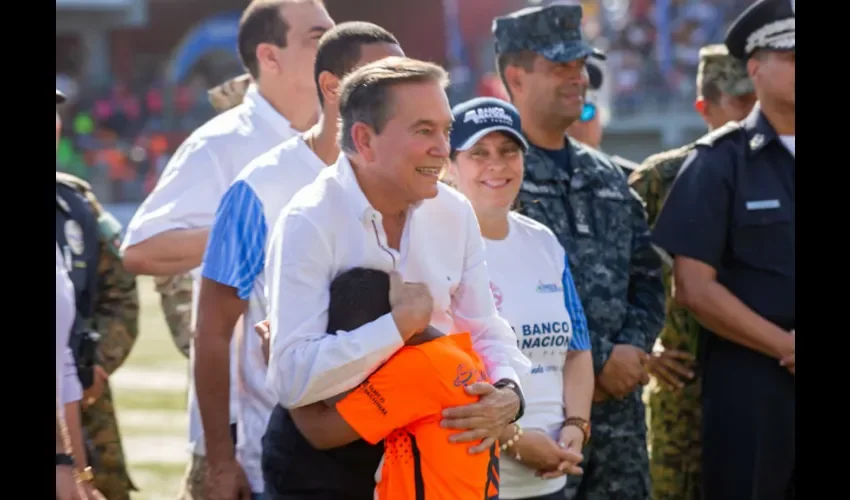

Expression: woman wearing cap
xmin=445 ymin=97 xmax=594 ymax=500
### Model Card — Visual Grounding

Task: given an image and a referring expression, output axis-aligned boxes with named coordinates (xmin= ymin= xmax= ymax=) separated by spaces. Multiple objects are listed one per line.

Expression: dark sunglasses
xmin=580 ymin=102 xmax=597 ymax=122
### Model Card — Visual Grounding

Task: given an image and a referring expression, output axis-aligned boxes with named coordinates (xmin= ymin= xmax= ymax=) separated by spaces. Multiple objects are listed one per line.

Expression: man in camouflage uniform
xmin=629 ymin=44 xmax=756 ymax=500
xmin=492 ymin=4 xmax=665 ymax=499
xmin=56 ymin=135 xmax=140 ymax=497
xmin=155 ymin=73 xmax=253 ymax=360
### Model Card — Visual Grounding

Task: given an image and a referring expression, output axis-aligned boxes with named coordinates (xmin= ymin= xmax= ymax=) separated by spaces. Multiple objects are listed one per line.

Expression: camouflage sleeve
xmin=628 ymin=163 xmax=665 ymax=227
xmin=94 ymin=241 xmax=140 ymax=374
xmin=154 ymin=274 xmax=194 ymax=359
xmin=613 ymin=190 xmax=666 ymax=353
xmin=591 ymin=333 xmax=617 ymax=378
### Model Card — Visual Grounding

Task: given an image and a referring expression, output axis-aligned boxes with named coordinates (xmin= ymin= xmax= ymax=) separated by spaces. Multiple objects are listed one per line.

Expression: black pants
xmin=701 ymin=341 xmax=795 ymax=500
xmin=262 ymin=405 xmax=381 ymax=500
xmin=517 ymin=487 xmax=566 ymax=500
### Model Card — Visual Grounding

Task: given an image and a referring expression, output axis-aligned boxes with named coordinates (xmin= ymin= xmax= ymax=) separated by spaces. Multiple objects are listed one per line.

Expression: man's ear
xmin=746 ymin=57 xmax=760 ymax=81
xmin=256 ymin=43 xmax=282 ymax=76
xmin=694 ymin=98 xmax=708 ymax=119
xmin=503 ymin=65 xmax=524 ymax=99
xmin=318 ymin=71 xmax=341 ymax=106
xmin=350 ymin=122 xmax=377 ymax=162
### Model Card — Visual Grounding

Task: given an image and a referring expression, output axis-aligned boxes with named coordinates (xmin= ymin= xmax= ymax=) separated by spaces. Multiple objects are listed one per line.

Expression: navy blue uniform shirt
xmin=651 ymin=104 xmax=795 ymax=333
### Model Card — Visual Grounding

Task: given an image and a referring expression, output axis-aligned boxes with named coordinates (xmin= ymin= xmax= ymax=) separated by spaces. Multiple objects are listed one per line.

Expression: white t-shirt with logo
xmin=484 ymin=212 xmax=590 ymax=499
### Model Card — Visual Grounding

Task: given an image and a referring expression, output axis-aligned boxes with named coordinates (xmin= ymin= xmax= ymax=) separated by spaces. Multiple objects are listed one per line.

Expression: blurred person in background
xmin=56 ymin=89 xmax=140 ymax=500
xmin=57 ymin=88 xmax=94 ymax=500
xmin=119 ymin=1 xmax=335 ymax=499
xmin=564 ymin=61 xmax=640 ymax=176
xmin=155 ymin=73 xmax=255 ymax=362
xmin=446 ymin=97 xmax=593 ymax=500
xmin=196 ymin=22 xmax=403 ymax=500
xmin=565 ymin=61 xmax=606 ymax=151
xmin=493 ymin=4 xmax=665 ymax=500
xmin=651 ymin=0 xmax=795 ymax=498
xmin=629 ymin=43 xmax=755 ymax=500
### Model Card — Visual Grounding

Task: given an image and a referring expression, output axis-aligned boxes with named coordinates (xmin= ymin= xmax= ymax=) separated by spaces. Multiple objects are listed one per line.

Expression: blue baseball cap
xmin=450 ymin=97 xmax=528 ymax=154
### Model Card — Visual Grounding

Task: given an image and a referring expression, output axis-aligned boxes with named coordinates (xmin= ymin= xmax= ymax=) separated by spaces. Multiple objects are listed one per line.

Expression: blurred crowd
xmin=55 ymin=75 xmax=220 ymax=205
xmin=599 ymin=0 xmax=757 ymax=114
xmin=56 ymin=0 xmax=759 ymax=204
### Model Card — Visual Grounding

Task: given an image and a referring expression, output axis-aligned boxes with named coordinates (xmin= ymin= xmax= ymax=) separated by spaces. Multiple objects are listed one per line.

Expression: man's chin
xmin=413 ymin=183 xmax=440 ymax=202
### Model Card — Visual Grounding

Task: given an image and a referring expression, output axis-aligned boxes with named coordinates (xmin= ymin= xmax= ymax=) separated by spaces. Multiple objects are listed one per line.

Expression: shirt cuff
xmin=121 ymin=222 xmax=182 ymax=253
xmin=360 ymin=313 xmax=406 ymax=354
xmin=489 ymin=366 xmax=522 ymax=393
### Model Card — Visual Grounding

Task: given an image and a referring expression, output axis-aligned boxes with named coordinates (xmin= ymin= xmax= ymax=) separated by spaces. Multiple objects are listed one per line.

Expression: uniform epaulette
xmin=56 ymin=171 xmax=93 ymax=194
xmin=694 ymin=121 xmax=741 ymax=148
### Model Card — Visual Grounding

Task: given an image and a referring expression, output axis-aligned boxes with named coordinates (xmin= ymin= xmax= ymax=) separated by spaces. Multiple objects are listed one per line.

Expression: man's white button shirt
xmin=265 ymin=154 xmax=531 ymax=409
xmin=121 ymin=84 xmax=301 ymax=456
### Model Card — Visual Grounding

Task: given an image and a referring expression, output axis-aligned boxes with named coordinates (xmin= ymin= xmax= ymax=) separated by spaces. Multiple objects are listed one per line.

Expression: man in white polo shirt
xmin=195 ymin=22 xmax=404 ymax=499
xmin=119 ymin=2 xmax=334 ymax=499
xmin=265 ymin=57 xmax=531 ymax=463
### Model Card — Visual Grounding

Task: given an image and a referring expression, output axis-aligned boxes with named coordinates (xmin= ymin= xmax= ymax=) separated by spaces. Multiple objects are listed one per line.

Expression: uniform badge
xmin=575 ymin=210 xmax=591 ymax=235
xmin=64 ymin=220 xmax=85 ymax=255
xmin=750 ymin=134 xmax=765 ymax=151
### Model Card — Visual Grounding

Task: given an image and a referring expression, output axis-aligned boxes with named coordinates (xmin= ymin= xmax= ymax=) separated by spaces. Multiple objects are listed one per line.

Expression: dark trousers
xmin=701 ymin=341 xmax=795 ymax=500
xmin=262 ymin=405 xmax=381 ymax=500
xmin=517 ymin=487 xmax=567 ymax=500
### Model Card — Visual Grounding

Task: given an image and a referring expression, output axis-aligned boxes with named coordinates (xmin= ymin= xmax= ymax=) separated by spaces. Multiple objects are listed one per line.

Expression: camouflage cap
xmin=696 ymin=44 xmax=754 ymax=97
xmin=492 ymin=4 xmax=605 ymax=63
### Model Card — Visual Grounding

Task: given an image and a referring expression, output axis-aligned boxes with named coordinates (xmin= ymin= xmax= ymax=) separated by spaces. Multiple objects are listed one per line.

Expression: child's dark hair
xmin=327 ymin=268 xmax=392 ymax=334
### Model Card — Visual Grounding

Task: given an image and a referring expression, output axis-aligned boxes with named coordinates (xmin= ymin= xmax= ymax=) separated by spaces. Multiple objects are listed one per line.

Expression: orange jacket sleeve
xmin=336 ymin=348 xmax=439 ymax=444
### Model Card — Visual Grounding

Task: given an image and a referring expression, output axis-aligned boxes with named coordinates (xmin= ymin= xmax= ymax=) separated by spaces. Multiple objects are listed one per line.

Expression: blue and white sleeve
xmin=564 ymin=259 xmax=591 ymax=351
xmin=202 ymin=180 xmax=268 ymax=300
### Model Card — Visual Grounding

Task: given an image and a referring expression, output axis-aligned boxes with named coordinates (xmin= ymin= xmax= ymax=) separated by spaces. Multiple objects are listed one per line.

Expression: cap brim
xmin=539 ymin=42 xmax=606 ymax=63
xmin=56 ymin=90 xmax=66 ymax=104
xmin=456 ymin=126 xmax=529 ymax=153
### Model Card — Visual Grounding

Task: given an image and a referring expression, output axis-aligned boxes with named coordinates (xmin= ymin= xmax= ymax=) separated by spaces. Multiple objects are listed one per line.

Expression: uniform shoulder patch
xmin=694 ymin=121 xmax=741 ymax=148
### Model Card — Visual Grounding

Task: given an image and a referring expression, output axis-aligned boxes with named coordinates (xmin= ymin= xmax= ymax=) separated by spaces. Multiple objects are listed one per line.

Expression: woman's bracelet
xmin=500 ymin=423 xmax=524 ymax=460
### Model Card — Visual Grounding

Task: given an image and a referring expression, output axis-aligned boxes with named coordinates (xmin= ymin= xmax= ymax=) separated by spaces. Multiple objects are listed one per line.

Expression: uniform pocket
xmin=732 ymin=208 xmax=793 ymax=274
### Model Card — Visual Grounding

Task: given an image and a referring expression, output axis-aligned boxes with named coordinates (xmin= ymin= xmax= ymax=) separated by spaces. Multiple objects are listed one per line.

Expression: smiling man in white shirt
xmin=119 ymin=1 xmax=335 ymax=499
xmin=195 ymin=22 xmax=404 ymax=499
xmin=266 ymin=57 xmax=531 ymax=460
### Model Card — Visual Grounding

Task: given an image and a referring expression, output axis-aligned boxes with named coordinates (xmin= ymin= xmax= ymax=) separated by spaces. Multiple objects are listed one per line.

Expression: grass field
xmin=111 ymin=276 xmax=191 ymax=500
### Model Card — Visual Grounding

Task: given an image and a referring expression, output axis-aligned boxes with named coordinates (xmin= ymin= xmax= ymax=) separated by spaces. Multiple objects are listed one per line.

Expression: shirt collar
xmin=336 ymin=154 xmax=375 ymax=222
xmin=336 ymin=154 xmax=426 ymax=223
xmin=242 ymin=84 xmax=296 ymax=138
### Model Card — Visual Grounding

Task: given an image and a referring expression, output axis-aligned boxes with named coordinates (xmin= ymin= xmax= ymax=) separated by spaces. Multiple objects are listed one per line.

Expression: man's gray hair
xmin=337 ymin=56 xmax=450 ymax=155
